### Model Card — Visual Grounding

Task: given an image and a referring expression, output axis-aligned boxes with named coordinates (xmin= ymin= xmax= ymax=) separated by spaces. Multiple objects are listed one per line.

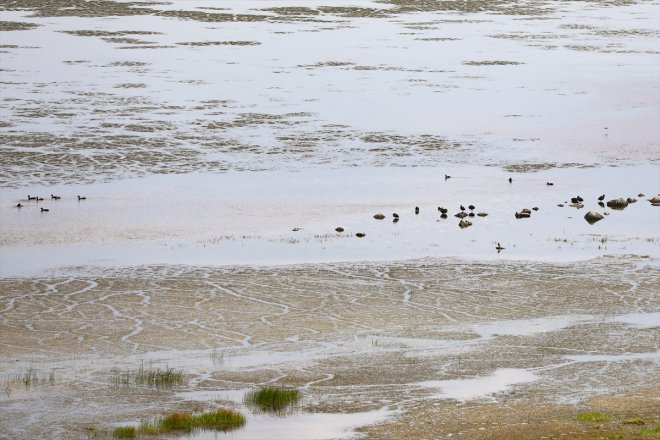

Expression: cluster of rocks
xmin=330 ymin=193 xmax=660 ymax=239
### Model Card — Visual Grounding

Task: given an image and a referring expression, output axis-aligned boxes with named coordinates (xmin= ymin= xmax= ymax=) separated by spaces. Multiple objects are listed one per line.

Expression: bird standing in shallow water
xmin=40 ymin=207 xmax=49 ymax=212
xmin=598 ymin=194 xmax=605 ymax=201
xmin=78 ymin=195 xmax=86 ymax=200
xmin=415 ymin=207 xmax=419 ymax=214
xmin=16 ymin=203 xmax=22 ymax=208
xmin=496 ymin=242 xmax=505 ymax=251
xmin=508 ymin=178 xmax=513 ymax=183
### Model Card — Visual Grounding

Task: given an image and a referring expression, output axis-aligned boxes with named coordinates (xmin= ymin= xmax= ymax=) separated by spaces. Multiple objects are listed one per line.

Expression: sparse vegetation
xmin=2 ymin=365 xmax=56 ymax=397
xmin=112 ymin=361 xmax=183 ymax=389
xmin=624 ymin=417 xmax=645 ymax=425
xmin=244 ymin=387 xmax=302 ymax=414
xmin=576 ymin=411 xmax=612 ymax=422
xmin=113 ymin=409 xmax=245 ymax=437
xmin=639 ymin=426 xmax=660 ymax=437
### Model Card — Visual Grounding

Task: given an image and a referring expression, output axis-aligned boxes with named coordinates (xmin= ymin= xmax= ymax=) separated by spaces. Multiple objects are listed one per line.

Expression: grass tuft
xmin=624 ymin=417 xmax=645 ymax=425
xmin=112 ymin=426 xmax=136 ymax=438
xmin=114 ymin=409 xmax=245 ymax=437
xmin=244 ymin=387 xmax=302 ymax=414
xmin=112 ymin=361 xmax=183 ymax=389
xmin=576 ymin=411 xmax=612 ymax=422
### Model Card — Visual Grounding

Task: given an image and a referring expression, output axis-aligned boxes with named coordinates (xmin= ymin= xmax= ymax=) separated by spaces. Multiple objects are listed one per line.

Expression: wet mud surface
xmin=0 ymin=257 xmax=658 ymax=439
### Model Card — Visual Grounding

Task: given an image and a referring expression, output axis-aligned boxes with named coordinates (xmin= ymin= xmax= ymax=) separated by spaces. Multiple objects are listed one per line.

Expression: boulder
xmin=648 ymin=196 xmax=660 ymax=204
xmin=626 ymin=197 xmax=637 ymax=204
xmin=458 ymin=219 xmax=472 ymax=229
xmin=606 ymin=198 xmax=628 ymax=210
xmin=584 ymin=211 xmax=604 ymax=224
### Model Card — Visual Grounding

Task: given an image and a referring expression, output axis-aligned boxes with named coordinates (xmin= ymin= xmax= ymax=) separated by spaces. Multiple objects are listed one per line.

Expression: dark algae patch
xmin=0 ymin=21 xmax=39 ymax=31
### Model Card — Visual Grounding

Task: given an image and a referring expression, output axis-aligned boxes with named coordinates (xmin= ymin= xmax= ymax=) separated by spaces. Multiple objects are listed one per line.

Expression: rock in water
xmin=584 ymin=211 xmax=605 ymax=224
xmin=606 ymin=198 xmax=628 ymax=210
xmin=355 ymin=232 xmax=366 ymax=238
xmin=373 ymin=213 xmax=385 ymax=220
xmin=458 ymin=219 xmax=472 ymax=229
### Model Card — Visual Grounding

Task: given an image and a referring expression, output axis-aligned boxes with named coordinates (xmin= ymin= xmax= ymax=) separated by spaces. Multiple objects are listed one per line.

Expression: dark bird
xmin=36 ymin=197 xmax=44 ymax=201
xmin=598 ymin=194 xmax=605 ymax=201
xmin=27 ymin=195 xmax=36 ymax=200
xmin=571 ymin=197 xmax=579 ymax=204
xmin=532 ymin=207 xmax=539 ymax=211
xmin=40 ymin=208 xmax=49 ymax=212
xmin=415 ymin=207 xmax=419 ymax=214
xmin=468 ymin=212 xmax=475 ymax=217
xmin=440 ymin=213 xmax=448 ymax=219
xmin=393 ymin=217 xmax=399 ymax=223
xmin=444 ymin=175 xmax=451 ymax=180
xmin=355 ymin=232 xmax=366 ymax=238
xmin=16 ymin=203 xmax=22 ymax=208
xmin=547 ymin=182 xmax=554 ymax=186
xmin=460 ymin=205 xmax=466 ymax=212
xmin=51 ymin=194 xmax=61 ymax=200
xmin=577 ymin=196 xmax=583 ymax=202
xmin=439 ymin=207 xmax=448 ymax=214
xmin=393 ymin=213 xmax=399 ymax=218
xmin=508 ymin=178 xmax=513 ymax=183
xmin=335 ymin=227 xmax=344 ymax=233
xmin=496 ymin=242 xmax=505 ymax=251
xmin=468 ymin=205 xmax=475 ymax=211
xmin=78 ymin=195 xmax=86 ymax=200
xmin=598 ymin=202 xmax=605 ymax=208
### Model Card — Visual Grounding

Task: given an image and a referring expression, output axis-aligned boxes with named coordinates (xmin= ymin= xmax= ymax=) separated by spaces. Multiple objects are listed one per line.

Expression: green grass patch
xmin=112 ymin=361 xmax=183 ymax=389
xmin=114 ymin=409 xmax=245 ymax=437
xmin=576 ymin=411 xmax=612 ymax=422
xmin=244 ymin=387 xmax=302 ymax=414
xmin=639 ymin=426 xmax=660 ymax=437
xmin=623 ymin=417 xmax=645 ymax=425
xmin=112 ymin=426 xmax=136 ymax=438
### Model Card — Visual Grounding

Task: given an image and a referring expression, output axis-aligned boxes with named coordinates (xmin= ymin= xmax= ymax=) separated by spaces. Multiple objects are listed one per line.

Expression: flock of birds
xmin=15 ymin=194 xmax=87 ymax=212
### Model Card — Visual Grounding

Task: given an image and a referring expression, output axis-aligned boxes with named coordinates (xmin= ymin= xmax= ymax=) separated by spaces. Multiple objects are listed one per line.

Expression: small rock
xmin=606 ymin=198 xmax=628 ymax=210
xmin=393 ymin=218 xmax=399 ymax=223
xmin=515 ymin=211 xmax=531 ymax=219
xmin=468 ymin=212 xmax=475 ymax=217
xmin=355 ymin=232 xmax=366 ymax=238
xmin=458 ymin=219 xmax=472 ymax=228
xmin=292 ymin=227 xmax=301 ymax=231
xmin=547 ymin=182 xmax=554 ymax=186
xmin=521 ymin=208 xmax=532 ymax=214
xmin=569 ymin=203 xmax=584 ymax=209
xmin=557 ymin=204 xmax=564 ymax=207
xmin=584 ymin=211 xmax=605 ymax=224
xmin=373 ymin=213 xmax=385 ymax=220
xmin=415 ymin=207 xmax=420 ymax=214
xmin=335 ymin=227 xmax=344 ymax=233
xmin=532 ymin=207 xmax=539 ymax=211
xmin=477 ymin=212 xmax=488 ymax=217
xmin=648 ymin=196 xmax=660 ymax=204
xmin=626 ymin=197 xmax=637 ymax=204
xmin=638 ymin=193 xmax=645 ymax=197
xmin=455 ymin=212 xmax=468 ymax=218
xmin=440 ymin=213 xmax=448 ymax=219
xmin=604 ymin=212 xmax=610 ymax=215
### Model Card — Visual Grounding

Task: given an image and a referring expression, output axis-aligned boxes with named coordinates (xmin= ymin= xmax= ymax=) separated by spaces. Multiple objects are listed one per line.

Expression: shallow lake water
xmin=1 ymin=0 xmax=659 ymax=439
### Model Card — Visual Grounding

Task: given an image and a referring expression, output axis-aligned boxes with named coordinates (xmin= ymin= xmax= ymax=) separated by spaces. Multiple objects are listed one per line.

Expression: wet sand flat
xmin=0 ymin=257 xmax=658 ymax=439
